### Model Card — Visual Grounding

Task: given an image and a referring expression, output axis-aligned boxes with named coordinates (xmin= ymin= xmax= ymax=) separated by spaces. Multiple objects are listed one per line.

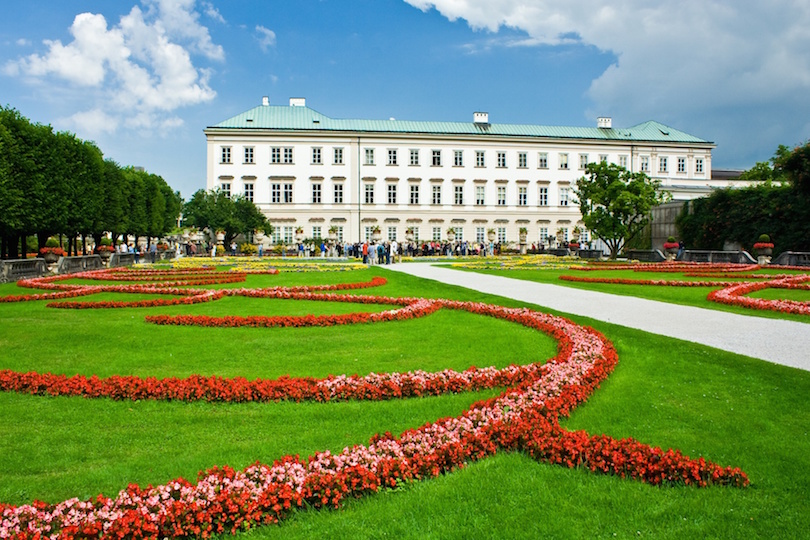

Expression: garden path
xmin=385 ymin=262 xmax=810 ymax=372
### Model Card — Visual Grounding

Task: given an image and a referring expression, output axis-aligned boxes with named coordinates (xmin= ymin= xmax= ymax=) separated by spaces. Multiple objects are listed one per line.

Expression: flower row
xmin=0 ymin=294 xmax=748 ymax=539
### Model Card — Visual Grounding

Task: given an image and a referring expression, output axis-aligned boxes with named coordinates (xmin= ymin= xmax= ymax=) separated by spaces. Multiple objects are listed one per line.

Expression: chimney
xmin=473 ymin=111 xmax=489 ymax=124
xmin=261 ymin=96 xmax=269 ymax=106
xmin=597 ymin=116 xmax=612 ymax=129
xmin=289 ymin=97 xmax=306 ymax=107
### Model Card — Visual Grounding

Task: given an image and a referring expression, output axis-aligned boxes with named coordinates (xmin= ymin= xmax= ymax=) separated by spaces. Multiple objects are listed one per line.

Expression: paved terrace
xmin=385 ymin=263 xmax=810 ymax=372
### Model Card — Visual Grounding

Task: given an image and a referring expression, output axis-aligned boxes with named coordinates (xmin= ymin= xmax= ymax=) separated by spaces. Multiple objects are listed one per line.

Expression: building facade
xmin=205 ymin=97 xmax=725 ymax=246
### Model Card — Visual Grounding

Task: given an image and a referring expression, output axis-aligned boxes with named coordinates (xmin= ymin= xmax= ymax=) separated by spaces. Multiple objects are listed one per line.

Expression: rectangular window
xmin=538 ymin=152 xmax=548 ymax=169
xmin=497 ymin=151 xmax=506 ymax=168
xmin=283 ymin=226 xmax=293 ymax=244
xmin=677 ymin=157 xmax=686 ymax=173
xmin=221 ymin=147 xmax=231 ymax=164
xmin=333 ymin=147 xmax=344 ymax=165
xmin=364 ymin=184 xmax=374 ymax=204
xmin=539 ymin=227 xmax=548 ymax=244
xmin=695 ymin=158 xmax=704 ymax=173
xmin=518 ymin=186 xmax=527 ymax=206
xmin=271 ymin=147 xmax=281 ymax=164
xmin=282 ymin=148 xmax=293 ymax=164
xmin=454 ymin=185 xmax=463 ymax=205
xmin=560 ymin=187 xmax=569 ymax=206
xmin=476 ymin=227 xmax=485 ymax=244
xmin=220 ymin=182 xmax=231 ymax=198
xmin=599 ymin=154 xmax=608 ymax=163
xmin=497 ymin=227 xmax=506 ymax=243
xmin=387 ymin=183 xmax=397 ymax=204
xmin=476 ymin=151 xmax=485 ymax=167
xmin=432 ymin=227 xmax=441 ymax=241
xmin=559 ymin=153 xmax=569 ymax=170
xmin=518 ymin=152 xmax=527 ymax=168
xmin=579 ymin=154 xmax=589 ymax=170
xmin=271 ymin=228 xmax=281 ymax=244
xmin=311 ymin=147 xmax=322 ymax=164
xmin=454 ymin=150 xmax=463 ymax=167
xmin=333 ymin=183 xmax=344 ymax=204
xmin=411 ymin=227 xmax=420 ymax=243
xmin=409 ymin=184 xmax=419 ymax=204
xmin=659 ymin=157 xmax=668 ymax=173
xmin=619 ymin=155 xmax=628 ymax=169
xmin=497 ymin=185 xmax=506 ymax=206
xmin=335 ymin=226 xmax=344 ymax=242
xmin=271 ymin=183 xmax=281 ymax=203
xmin=432 ymin=185 xmax=442 ymax=205
xmin=475 ymin=185 xmax=485 ymax=206
xmin=364 ymin=148 xmax=375 ymax=165
xmin=244 ymin=147 xmax=254 ymax=164
xmin=283 ymin=183 xmax=293 ymax=203
xmin=538 ymin=186 xmax=548 ymax=206
xmin=312 ymin=226 xmax=321 ymax=240
xmin=409 ymin=149 xmax=419 ymax=165
xmin=453 ymin=227 xmax=463 ymax=241
xmin=244 ymin=182 xmax=254 ymax=202
xmin=364 ymin=226 xmax=373 ymax=242
xmin=640 ymin=156 xmax=649 ymax=172
xmin=388 ymin=149 xmax=397 ymax=165
xmin=432 ymin=150 xmax=442 ymax=166
xmin=388 ymin=227 xmax=397 ymax=242
xmin=312 ymin=183 xmax=322 ymax=204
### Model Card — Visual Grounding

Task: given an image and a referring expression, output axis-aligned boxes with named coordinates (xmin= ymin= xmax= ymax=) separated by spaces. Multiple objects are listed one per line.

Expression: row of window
xmin=220 ymin=146 xmax=704 ymax=174
xmin=219 ymin=181 xmax=570 ymax=207
xmin=269 ymin=225 xmax=585 ymax=245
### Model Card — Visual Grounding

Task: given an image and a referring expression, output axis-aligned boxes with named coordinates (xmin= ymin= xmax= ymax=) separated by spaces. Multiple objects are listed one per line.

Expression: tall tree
xmin=183 ymin=189 xmax=269 ymax=246
xmin=575 ymin=162 xmax=670 ymax=259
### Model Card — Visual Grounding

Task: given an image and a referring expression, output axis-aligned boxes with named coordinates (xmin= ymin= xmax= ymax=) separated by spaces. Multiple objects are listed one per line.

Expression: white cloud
xmin=4 ymin=0 xmax=220 ymax=136
xmin=405 ymin=0 xmax=810 ymax=165
xmin=15 ymin=38 xmax=32 ymax=46
xmin=256 ymin=25 xmax=276 ymax=52
xmin=202 ymin=1 xmax=226 ymax=24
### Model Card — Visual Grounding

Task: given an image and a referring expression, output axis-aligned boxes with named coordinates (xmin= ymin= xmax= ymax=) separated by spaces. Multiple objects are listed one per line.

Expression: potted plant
xmin=518 ymin=227 xmax=528 ymax=243
xmin=662 ymin=236 xmax=679 ymax=260
xmin=328 ymin=226 xmax=338 ymax=241
xmin=487 ymin=228 xmax=496 ymax=242
xmin=571 ymin=226 xmax=582 ymax=243
xmin=405 ymin=227 xmax=415 ymax=241
xmin=371 ymin=226 xmax=382 ymax=242
xmin=446 ymin=227 xmax=456 ymax=242
xmin=753 ymin=234 xmax=774 ymax=256
xmin=39 ymin=244 xmax=66 ymax=264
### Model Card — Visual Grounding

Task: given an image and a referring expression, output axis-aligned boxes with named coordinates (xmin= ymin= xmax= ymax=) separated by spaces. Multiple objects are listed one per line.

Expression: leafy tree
xmin=575 ymin=162 xmax=670 ymax=259
xmin=183 ymin=189 xmax=270 ymax=246
xmin=776 ymin=140 xmax=810 ymax=195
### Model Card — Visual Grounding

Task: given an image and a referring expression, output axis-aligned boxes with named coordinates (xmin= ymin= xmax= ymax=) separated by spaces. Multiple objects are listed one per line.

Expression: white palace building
xmin=205 ymin=97 xmax=735 ymax=247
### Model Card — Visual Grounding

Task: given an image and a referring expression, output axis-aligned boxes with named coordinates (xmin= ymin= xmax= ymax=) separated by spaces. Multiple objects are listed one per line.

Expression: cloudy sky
xmin=2 ymin=0 xmax=809 ymax=198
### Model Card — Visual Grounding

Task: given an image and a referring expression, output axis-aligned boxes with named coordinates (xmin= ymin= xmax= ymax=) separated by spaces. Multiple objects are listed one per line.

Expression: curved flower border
xmin=0 ymin=271 xmax=749 ymax=539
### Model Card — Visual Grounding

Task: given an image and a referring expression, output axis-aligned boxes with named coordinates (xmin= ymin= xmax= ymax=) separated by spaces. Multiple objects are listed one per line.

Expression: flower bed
xmin=559 ymin=263 xmax=810 ymax=316
xmin=0 ymin=270 xmax=750 ymax=539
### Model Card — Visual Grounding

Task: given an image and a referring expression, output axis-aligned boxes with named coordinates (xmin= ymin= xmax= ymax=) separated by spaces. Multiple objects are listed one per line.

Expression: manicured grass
xmin=1 ymin=266 xmax=809 ymax=538
xmin=462 ymin=267 xmax=810 ymax=323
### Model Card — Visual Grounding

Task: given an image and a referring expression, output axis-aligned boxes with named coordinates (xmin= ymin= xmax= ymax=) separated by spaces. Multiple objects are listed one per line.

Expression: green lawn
xmin=458 ymin=266 xmax=810 ymax=324
xmin=1 ymin=267 xmax=808 ymax=538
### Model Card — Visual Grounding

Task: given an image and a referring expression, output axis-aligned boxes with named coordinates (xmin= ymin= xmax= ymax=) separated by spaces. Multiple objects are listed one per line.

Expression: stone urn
xmin=405 ymin=229 xmax=414 ymax=242
xmin=41 ymin=251 xmax=59 ymax=264
xmin=487 ymin=230 xmax=496 ymax=242
xmin=216 ymin=231 xmax=225 ymax=245
xmin=372 ymin=229 xmax=382 ymax=242
xmin=254 ymin=231 xmax=265 ymax=244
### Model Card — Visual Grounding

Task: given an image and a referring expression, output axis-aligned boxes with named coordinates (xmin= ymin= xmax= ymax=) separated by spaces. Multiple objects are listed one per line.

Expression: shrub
xmin=758 ymin=233 xmax=771 ymax=243
xmin=240 ymin=243 xmax=257 ymax=255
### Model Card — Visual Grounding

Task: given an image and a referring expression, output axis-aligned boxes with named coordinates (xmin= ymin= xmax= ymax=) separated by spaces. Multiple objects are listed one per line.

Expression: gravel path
xmin=385 ymin=263 xmax=810 ymax=372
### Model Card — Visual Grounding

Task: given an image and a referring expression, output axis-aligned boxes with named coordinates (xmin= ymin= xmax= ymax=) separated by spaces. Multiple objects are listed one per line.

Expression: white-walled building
xmin=205 ymin=97 xmax=724 ymax=246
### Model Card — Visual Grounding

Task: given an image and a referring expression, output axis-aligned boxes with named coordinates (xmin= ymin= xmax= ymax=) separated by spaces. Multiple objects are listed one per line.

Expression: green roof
xmin=208 ymin=105 xmax=712 ymax=145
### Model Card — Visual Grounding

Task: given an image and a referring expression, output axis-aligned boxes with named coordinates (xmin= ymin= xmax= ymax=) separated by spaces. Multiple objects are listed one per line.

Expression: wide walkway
xmin=385 ymin=263 xmax=810 ymax=372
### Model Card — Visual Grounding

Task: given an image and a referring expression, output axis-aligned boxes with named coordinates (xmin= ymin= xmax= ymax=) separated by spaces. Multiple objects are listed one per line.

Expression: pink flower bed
xmin=0 ymin=270 xmax=750 ymax=539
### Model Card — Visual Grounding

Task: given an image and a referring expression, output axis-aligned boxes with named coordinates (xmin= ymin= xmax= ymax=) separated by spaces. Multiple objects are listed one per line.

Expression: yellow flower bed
xmin=170 ymin=257 xmax=366 ymax=272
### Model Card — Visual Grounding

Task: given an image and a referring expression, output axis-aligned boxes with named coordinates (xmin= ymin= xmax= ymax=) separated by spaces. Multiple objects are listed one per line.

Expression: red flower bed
xmin=0 ymin=270 xmax=750 ymax=539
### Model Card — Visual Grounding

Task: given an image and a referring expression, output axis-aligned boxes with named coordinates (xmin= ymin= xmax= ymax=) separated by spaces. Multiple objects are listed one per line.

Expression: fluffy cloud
xmin=5 ymin=0 xmax=220 ymax=136
xmin=256 ymin=25 xmax=277 ymax=52
xmin=406 ymin=0 xmax=810 ymax=165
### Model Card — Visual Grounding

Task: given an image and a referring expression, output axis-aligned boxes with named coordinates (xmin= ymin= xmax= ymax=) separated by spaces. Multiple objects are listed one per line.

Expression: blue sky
xmin=2 ymin=0 xmax=809 ymax=198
